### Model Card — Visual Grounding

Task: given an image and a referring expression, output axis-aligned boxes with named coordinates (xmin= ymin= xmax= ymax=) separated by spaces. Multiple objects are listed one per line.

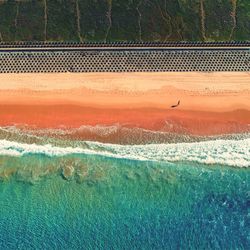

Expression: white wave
xmin=0 ymin=139 xmax=249 ymax=167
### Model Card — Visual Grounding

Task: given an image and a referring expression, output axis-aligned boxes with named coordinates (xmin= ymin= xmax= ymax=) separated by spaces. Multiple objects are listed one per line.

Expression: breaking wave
xmin=0 ymin=138 xmax=249 ymax=168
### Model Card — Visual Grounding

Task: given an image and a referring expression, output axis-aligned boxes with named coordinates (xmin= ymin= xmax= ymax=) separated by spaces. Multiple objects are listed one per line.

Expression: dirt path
xmin=76 ymin=0 xmax=83 ymax=42
xmin=44 ymin=0 xmax=47 ymax=41
xmin=200 ymin=0 xmax=206 ymax=41
xmin=14 ymin=2 xmax=20 ymax=39
xmin=105 ymin=0 xmax=112 ymax=42
xmin=229 ymin=0 xmax=237 ymax=40
xmin=136 ymin=1 xmax=142 ymax=41
xmin=157 ymin=0 xmax=172 ymax=40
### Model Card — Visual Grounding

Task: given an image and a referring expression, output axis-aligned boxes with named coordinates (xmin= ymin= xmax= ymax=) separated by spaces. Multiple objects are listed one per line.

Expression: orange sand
xmin=0 ymin=72 xmax=249 ymax=136
xmin=0 ymin=105 xmax=249 ymax=135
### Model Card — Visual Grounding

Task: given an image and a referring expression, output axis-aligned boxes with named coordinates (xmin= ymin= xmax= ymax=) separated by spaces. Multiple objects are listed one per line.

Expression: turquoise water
xmin=0 ymin=153 xmax=249 ymax=249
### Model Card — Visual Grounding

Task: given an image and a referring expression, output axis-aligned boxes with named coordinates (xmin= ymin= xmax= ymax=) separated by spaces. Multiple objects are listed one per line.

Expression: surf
xmin=0 ymin=138 xmax=249 ymax=168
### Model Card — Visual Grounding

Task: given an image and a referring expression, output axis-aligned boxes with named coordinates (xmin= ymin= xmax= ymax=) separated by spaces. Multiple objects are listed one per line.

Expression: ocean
xmin=0 ymin=138 xmax=249 ymax=249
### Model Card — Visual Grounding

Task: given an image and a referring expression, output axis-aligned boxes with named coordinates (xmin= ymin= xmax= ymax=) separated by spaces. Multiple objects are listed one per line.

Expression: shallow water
xmin=0 ymin=152 xmax=249 ymax=249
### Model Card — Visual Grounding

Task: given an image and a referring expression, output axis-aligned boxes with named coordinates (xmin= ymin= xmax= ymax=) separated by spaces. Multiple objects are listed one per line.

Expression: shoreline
xmin=0 ymin=137 xmax=249 ymax=168
xmin=0 ymin=123 xmax=249 ymax=145
xmin=0 ymin=105 xmax=249 ymax=135
xmin=0 ymin=72 xmax=249 ymax=139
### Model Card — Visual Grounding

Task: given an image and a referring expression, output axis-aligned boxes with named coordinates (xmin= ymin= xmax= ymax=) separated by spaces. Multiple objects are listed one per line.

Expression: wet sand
xmin=0 ymin=105 xmax=249 ymax=136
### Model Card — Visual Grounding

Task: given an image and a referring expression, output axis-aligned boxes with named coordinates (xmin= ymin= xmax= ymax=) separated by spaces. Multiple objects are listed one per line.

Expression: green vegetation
xmin=0 ymin=0 xmax=249 ymax=42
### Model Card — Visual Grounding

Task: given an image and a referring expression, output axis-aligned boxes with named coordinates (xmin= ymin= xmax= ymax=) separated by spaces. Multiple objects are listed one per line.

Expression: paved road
xmin=0 ymin=47 xmax=249 ymax=52
xmin=0 ymin=42 xmax=249 ymax=52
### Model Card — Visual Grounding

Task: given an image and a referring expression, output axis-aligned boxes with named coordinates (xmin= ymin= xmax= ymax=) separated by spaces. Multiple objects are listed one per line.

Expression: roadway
xmin=0 ymin=42 xmax=249 ymax=52
xmin=0 ymin=47 xmax=249 ymax=53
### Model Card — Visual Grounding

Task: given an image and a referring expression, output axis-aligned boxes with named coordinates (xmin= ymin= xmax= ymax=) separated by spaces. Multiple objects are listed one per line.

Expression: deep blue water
xmin=0 ymin=155 xmax=249 ymax=249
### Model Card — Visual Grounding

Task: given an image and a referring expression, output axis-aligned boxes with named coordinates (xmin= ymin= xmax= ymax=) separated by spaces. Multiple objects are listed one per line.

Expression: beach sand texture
xmin=0 ymin=72 xmax=249 ymax=137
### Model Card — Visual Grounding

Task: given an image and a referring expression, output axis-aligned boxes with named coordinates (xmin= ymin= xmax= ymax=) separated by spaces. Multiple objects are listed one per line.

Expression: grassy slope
xmin=0 ymin=0 xmax=249 ymax=42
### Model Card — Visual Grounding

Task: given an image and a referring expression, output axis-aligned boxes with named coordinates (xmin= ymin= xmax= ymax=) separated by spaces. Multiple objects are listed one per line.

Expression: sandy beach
xmin=0 ymin=72 xmax=249 ymax=138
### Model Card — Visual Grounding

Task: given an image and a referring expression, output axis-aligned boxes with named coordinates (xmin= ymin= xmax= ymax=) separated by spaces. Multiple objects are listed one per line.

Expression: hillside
xmin=0 ymin=0 xmax=249 ymax=42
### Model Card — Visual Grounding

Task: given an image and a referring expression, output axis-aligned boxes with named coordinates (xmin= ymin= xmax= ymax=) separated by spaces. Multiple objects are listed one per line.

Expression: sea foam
xmin=0 ymin=138 xmax=249 ymax=167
